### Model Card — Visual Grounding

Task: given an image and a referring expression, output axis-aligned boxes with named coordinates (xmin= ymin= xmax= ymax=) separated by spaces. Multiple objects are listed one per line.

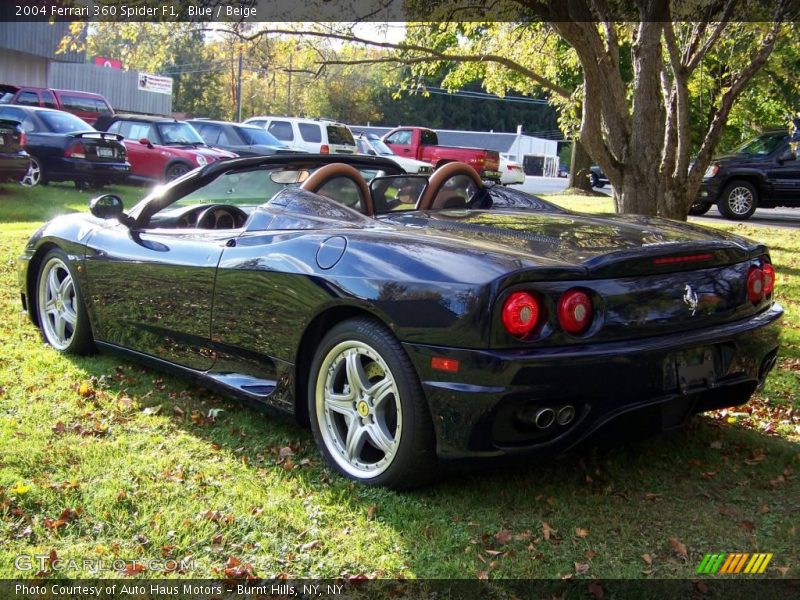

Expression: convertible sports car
xmin=17 ymin=154 xmax=783 ymax=489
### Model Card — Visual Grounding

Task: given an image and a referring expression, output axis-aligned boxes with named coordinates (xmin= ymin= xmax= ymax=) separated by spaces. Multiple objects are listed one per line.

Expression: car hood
xmin=379 ymin=210 xmax=761 ymax=276
xmin=711 ymin=152 xmax=772 ymax=166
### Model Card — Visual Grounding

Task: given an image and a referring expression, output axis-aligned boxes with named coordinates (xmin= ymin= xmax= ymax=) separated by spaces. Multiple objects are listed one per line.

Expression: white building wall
xmin=0 ymin=49 xmax=47 ymax=87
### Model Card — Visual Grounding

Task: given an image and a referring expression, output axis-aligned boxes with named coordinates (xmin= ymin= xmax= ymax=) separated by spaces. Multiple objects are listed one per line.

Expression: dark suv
xmin=691 ymin=130 xmax=799 ymax=220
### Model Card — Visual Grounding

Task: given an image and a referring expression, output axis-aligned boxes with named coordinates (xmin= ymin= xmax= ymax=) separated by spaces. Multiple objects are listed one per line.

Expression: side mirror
xmin=778 ymin=148 xmax=796 ymax=163
xmin=139 ymin=137 xmax=153 ymax=148
xmin=90 ymin=194 xmax=134 ymax=226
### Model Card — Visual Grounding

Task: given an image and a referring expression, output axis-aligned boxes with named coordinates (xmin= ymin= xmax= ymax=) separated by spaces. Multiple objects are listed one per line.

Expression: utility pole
xmin=286 ymin=53 xmax=292 ymax=116
xmin=235 ymin=51 xmax=243 ymax=122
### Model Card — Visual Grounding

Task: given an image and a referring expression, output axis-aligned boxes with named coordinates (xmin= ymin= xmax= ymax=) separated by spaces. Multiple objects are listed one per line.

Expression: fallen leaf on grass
xmin=10 ymin=482 xmax=30 ymax=495
xmin=669 ymin=537 xmax=688 ymax=560
xmin=476 ymin=570 xmax=489 ymax=580
xmin=643 ymin=493 xmax=661 ymax=502
xmin=495 ymin=529 xmax=513 ymax=545
xmin=642 ymin=553 xmax=653 ymax=565
xmin=575 ymin=527 xmax=589 ymax=538
xmin=300 ymin=540 xmax=321 ymax=552
xmin=588 ymin=580 xmax=604 ymax=599
xmin=738 ymin=520 xmax=755 ymax=533
xmin=120 ymin=562 xmax=146 ymax=576
xmin=574 ymin=562 xmax=590 ymax=574
xmin=542 ymin=521 xmax=557 ymax=541
xmin=585 ymin=550 xmax=599 ymax=560
xmin=172 ymin=406 xmax=185 ymax=417
xmin=759 ymin=504 xmax=770 ymax=514
xmin=141 ymin=405 xmax=161 ymax=416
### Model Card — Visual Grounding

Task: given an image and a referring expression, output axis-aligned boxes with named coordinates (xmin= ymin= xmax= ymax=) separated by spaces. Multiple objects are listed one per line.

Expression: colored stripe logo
xmin=696 ymin=553 xmax=773 ymax=574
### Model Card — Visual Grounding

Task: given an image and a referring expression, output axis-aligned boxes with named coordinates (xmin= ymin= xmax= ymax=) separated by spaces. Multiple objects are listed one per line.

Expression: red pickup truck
xmin=382 ymin=126 xmax=501 ymax=182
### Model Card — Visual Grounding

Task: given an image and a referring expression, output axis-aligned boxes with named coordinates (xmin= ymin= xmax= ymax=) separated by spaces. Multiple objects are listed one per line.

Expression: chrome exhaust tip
xmin=557 ymin=405 xmax=576 ymax=426
xmin=534 ymin=408 xmax=555 ymax=429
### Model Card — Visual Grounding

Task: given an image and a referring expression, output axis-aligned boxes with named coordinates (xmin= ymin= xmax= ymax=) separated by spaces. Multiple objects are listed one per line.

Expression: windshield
xmin=0 ymin=92 xmax=14 ymax=104
xmin=156 ymin=122 xmax=205 ymax=146
xmin=367 ymin=136 xmax=394 ymax=156
xmin=734 ymin=132 xmax=787 ymax=156
xmin=238 ymin=126 xmax=283 ymax=146
xmin=39 ymin=110 xmax=92 ymax=133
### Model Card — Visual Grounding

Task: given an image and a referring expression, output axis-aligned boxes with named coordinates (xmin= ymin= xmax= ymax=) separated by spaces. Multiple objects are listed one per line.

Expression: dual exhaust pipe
xmin=534 ymin=405 xmax=576 ymax=429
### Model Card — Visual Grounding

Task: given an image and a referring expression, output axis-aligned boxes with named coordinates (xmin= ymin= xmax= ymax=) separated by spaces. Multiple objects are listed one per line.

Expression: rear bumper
xmin=47 ymin=158 xmax=130 ymax=183
xmin=403 ymin=303 xmax=783 ymax=459
xmin=0 ymin=153 xmax=29 ymax=182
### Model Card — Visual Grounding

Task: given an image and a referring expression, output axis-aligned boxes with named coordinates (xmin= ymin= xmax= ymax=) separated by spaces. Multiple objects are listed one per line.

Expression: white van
xmin=242 ymin=116 xmax=357 ymax=155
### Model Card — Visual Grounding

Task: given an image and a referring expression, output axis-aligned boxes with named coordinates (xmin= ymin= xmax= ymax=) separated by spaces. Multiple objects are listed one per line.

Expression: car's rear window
xmin=39 ymin=110 xmax=92 ymax=133
xmin=326 ymin=125 xmax=355 ymax=146
xmin=238 ymin=126 xmax=282 ymax=146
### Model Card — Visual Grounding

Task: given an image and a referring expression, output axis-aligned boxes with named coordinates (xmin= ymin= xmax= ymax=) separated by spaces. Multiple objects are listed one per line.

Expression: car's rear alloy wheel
xmin=21 ymin=157 xmax=45 ymax=187
xmin=719 ymin=181 xmax=758 ymax=220
xmin=309 ymin=318 xmax=436 ymax=489
xmin=36 ymin=249 xmax=93 ymax=354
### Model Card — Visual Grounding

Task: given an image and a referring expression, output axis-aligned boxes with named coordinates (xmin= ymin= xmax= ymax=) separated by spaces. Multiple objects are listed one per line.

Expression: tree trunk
xmin=568 ymin=138 xmax=593 ymax=192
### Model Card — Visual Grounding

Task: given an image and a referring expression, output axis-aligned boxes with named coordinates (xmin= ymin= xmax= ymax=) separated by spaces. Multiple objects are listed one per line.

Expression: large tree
xmin=238 ymin=1 xmax=791 ymax=219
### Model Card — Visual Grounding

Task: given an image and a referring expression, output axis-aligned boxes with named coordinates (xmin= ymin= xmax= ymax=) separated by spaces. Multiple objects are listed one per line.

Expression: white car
xmin=500 ymin=156 xmax=526 ymax=185
xmin=242 ymin=116 xmax=357 ymax=155
xmin=354 ymin=132 xmax=433 ymax=175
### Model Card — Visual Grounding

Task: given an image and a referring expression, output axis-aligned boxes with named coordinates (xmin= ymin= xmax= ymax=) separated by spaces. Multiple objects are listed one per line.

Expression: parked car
xmin=0 ymin=85 xmax=114 ymax=125
xmin=691 ymin=130 xmax=800 ymax=220
xmin=0 ymin=105 xmax=128 ymax=188
xmin=590 ymin=165 xmax=608 ymax=188
xmin=382 ymin=126 xmax=501 ymax=182
xmin=187 ymin=119 xmax=300 ymax=157
xmin=557 ymin=162 xmax=569 ymax=178
xmin=18 ymin=155 xmax=782 ymax=488
xmin=0 ymin=118 xmax=29 ymax=183
xmin=354 ymin=131 xmax=432 ymax=174
xmin=243 ymin=116 xmax=357 ymax=155
xmin=94 ymin=114 xmax=237 ymax=183
xmin=499 ymin=155 xmax=526 ymax=185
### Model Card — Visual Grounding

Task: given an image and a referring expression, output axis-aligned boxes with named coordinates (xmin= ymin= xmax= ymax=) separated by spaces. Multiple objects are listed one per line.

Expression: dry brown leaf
xmin=585 ymin=550 xmax=599 ymax=560
xmin=642 ymin=553 xmax=653 ymax=565
xmin=495 ymin=529 xmax=513 ymax=545
xmin=300 ymin=540 xmax=321 ymax=552
xmin=668 ymin=537 xmax=688 ymax=560
xmin=574 ymin=562 xmax=590 ymax=574
xmin=575 ymin=527 xmax=589 ymax=538
xmin=738 ymin=520 xmax=755 ymax=533
xmin=542 ymin=521 xmax=557 ymax=541
xmin=476 ymin=570 xmax=489 ymax=580
xmin=588 ymin=580 xmax=604 ymax=599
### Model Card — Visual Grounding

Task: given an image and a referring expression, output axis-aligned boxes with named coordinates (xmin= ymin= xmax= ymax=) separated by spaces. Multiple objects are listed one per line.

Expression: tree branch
xmin=215 ymin=26 xmax=572 ymax=99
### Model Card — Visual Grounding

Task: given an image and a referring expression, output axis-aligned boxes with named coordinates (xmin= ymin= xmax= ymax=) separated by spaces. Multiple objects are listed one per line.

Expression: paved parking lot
xmin=515 ymin=176 xmax=800 ymax=230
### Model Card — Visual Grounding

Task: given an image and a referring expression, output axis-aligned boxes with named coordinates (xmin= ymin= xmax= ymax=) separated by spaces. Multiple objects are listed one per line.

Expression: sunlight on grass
xmin=0 ymin=183 xmax=797 ymax=579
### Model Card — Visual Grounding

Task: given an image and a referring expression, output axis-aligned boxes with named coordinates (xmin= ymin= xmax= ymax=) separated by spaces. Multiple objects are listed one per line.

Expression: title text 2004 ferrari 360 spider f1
xmin=18 ymin=155 xmax=782 ymax=489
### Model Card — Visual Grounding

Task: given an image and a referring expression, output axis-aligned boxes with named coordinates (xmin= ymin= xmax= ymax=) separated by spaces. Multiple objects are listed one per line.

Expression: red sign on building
xmin=92 ymin=56 xmax=122 ymax=69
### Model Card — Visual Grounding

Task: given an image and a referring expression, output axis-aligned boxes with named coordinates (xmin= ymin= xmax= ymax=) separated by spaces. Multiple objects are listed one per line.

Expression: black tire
xmin=35 ymin=248 xmax=94 ymax=355
xmin=308 ymin=317 xmax=436 ymax=489
xmin=718 ymin=180 xmax=758 ymax=220
xmin=165 ymin=162 xmax=192 ymax=181
xmin=688 ymin=201 xmax=712 ymax=216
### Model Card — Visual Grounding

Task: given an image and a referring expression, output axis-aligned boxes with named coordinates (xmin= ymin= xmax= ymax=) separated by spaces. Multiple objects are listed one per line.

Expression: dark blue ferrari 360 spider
xmin=17 ymin=154 xmax=782 ymax=488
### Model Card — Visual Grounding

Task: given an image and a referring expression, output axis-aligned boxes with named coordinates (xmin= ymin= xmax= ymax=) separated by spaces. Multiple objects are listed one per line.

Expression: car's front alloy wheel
xmin=309 ymin=318 xmax=436 ymax=489
xmin=719 ymin=181 xmax=758 ymax=220
xmin=36 ymin=249 xmax=93 ymax=354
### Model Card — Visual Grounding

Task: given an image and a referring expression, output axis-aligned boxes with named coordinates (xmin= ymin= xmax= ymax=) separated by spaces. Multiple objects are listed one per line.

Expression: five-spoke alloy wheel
xmin=36 ymin=249 xmax=93 ymax=354
xmin=309 ymin=318 xmax=435 ymax=489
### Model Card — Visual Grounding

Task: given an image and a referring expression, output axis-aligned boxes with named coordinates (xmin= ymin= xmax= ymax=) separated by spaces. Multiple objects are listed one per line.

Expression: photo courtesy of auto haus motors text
xmin=14 ymin=583 xmax=344 ymax=597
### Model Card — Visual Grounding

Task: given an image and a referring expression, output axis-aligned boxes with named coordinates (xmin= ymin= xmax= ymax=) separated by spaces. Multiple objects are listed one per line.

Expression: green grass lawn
xmin=0 ymin=183 xmax=797 ymax=580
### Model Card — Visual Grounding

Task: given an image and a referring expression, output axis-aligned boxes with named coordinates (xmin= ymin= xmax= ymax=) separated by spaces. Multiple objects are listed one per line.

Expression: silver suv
xmin=242 ymin=116 xmax=357 ymax=155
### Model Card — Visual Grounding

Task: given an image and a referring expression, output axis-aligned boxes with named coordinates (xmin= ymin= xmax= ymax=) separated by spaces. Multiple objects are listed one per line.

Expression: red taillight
xmin=65 ymin=142 xmax=86 ymax=159
xmin=747 ymin=267 xmax=764 ymax=303
xmin=653 ymin=253 xmax=712 ymax=265
xmin=431 ymin=356 xmax=460 ymax=373
xmin=502 ymin=291 xmax=540 ymax=337
xmin=19 ymin=131 xmax=27 ymax=146
xmin=763 ymin=262 xmax=775 ymax=295
xmin=558 ymin=289 xmax=593 ymax=334
xmin=320 ymin=144 xmax=330 ymax=154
